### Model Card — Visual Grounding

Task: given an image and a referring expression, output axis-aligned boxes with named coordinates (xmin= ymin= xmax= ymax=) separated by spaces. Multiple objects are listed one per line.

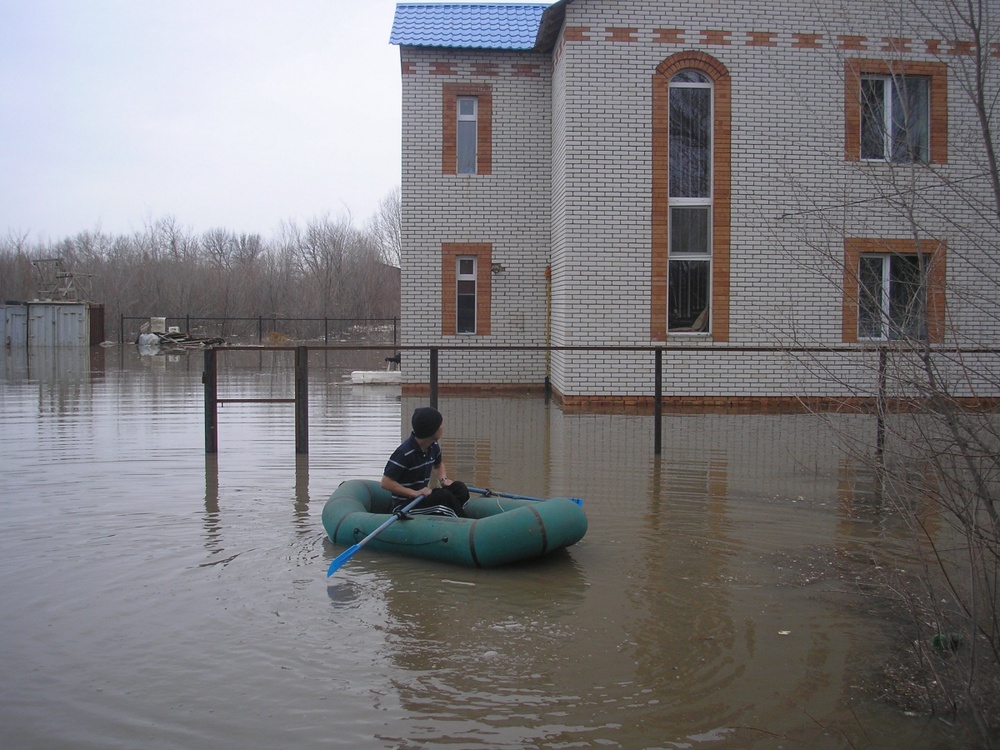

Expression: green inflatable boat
xmin=322 ymin=479 xmax=588 ymax=567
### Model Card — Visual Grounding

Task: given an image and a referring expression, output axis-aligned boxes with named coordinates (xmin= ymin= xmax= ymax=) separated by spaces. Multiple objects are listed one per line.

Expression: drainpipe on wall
xmin=544 ymin=264 xmax=551 ymax=397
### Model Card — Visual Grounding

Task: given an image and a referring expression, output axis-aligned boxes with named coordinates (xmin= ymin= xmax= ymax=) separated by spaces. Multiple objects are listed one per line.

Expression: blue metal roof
xmin=390 ymin=3 xmax=550 ymax=50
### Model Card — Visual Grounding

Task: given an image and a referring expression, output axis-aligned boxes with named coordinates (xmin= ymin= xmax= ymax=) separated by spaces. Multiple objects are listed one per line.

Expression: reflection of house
xmin=389 ymin=1 xmax=998 ymax=410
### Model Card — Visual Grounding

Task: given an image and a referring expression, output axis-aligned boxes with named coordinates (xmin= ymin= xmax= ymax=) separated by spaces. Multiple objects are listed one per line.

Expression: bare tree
xmin=777 ymin=2 xmax=1000 ymax=742
xmin=369 ymin=187 xmax=402 ymax=267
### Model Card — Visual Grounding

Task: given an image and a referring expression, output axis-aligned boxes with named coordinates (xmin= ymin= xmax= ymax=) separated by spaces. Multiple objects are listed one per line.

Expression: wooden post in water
xmin=204 ymin=348 xmax=218 ymax=453
xmin=295 ymin=345 xmax=309 ymax=454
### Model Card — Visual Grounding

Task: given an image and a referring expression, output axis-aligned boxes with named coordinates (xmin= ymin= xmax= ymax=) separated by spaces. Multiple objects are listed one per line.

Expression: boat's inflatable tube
xmin=322 ymin=479 xmax=588 ymax=567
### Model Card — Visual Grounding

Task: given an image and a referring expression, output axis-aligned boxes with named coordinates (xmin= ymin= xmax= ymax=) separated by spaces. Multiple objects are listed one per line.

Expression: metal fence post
xmin=654 ymin=348 xmax=663 ymax=455
xmin=876 ymin=346 xmax=886 ymax=459
xmin=295 ymin=345 xmax=309 ymax=454
xmin=429 ymin=348 xmax=439 ymax=408
xmin=204 ymin=348 xmax=218 ymax=453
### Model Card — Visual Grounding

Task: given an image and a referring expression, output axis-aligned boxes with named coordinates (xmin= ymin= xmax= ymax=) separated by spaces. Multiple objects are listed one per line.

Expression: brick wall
xmin=400 ymin=47 xmax=551 ymax=385
xmin=397 ymin=0 xmax=1000 ymax=407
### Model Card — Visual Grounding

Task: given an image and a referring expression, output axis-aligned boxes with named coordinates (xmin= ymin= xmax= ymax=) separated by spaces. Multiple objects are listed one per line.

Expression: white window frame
xmin=857 ymin=253 xmax=927 ymax=341
xmin=667 ymin=71 xmax=713 ymax=333
xmin=456 ymin=256 xmax=477 ymax=334
xmin=860 ymin=74 xmax=930 ymax=164
xmin=456 ymin=96 xmax=478 ymax=175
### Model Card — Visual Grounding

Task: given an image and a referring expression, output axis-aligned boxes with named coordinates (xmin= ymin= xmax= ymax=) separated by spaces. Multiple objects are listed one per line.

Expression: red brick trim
xmin=792 ymin=33 xmax=824 ymax=48
xmin=701 ymin=29 xmax=733 ymax=46
xmin=471 ymin=63 xmax=501 ymax=77
xmin=746 ymin=31 xmax=778 ymax=47
xmin=550 ymin=27 xmax=976 ymax=58
xmin=442 ymin=83 xmax=493 ymax=175
xmin=842 ymin=238 xmax=947 ymax=343
xmin=651 ymin=51 xmax=732 ymax=343
xmin=441 ymin=243 xmax=492 ymax=336
xmin=843 ymin=58 xmax=948 ymax=163
xmin=881 ymin=37 xmax=913 ymax=53
xmin=836 ymin=35 xmax=867 ymax=50
xmin=550 ymin=392 xmax=1000 ymax=415
xmin=512 ymin=63 xmax=543 ymax=77
xmin=430 ymin=62 xmax=458 ymax=76
xmin=607 ymin=27 xmax=638 ymax=42
xmin=653 ymin=29 xmax=684 ymax=44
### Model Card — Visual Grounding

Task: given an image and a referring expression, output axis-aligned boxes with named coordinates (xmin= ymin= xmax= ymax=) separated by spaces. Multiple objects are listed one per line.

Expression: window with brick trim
xmin=651 ymin=52 xmax=731 ymax=342
xmin=842 ymin=238 xmax=946 ymax=343
xmin=845 ymin=59 xmax=947 ymax=164
xmin=441 ymin=243 xmax=491 ymax=336
xmin=442 ymin=84 xmax=492 ymax=175
xmin=456 ymin=97 xmax=478 ymax=174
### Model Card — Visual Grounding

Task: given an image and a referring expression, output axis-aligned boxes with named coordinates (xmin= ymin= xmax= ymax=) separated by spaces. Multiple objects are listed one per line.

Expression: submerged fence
xmin=121 ymin=314 xmax=398 ymax=346
xmin=200 ymin=343 xmax=1000 ymax=457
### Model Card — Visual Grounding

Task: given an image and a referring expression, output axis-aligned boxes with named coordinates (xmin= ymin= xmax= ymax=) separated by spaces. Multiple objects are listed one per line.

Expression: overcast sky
xmin=0 ymin=0 xmax=411 ymax=242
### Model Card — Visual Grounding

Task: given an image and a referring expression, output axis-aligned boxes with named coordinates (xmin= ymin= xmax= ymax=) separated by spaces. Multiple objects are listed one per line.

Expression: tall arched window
xmin=651 ymin=52 xmax=730 ymax=342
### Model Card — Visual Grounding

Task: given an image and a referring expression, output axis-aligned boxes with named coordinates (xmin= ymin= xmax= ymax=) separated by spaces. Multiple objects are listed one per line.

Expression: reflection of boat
xmin=322 ymin=479 xmax=588 ymax=567
xmin=350 ymin=369 xmax=402 ymax=384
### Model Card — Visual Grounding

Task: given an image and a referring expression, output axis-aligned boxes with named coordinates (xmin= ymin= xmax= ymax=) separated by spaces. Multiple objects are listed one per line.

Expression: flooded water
xmin=0 ymin=346 xmax=968 ymax=749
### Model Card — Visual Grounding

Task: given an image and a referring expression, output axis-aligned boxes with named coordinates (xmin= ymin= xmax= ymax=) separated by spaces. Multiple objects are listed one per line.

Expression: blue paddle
xmin=326 ymin=494 xmax=425 ymax=577
xmin=468 ymin=486 xmax=583 ymax=507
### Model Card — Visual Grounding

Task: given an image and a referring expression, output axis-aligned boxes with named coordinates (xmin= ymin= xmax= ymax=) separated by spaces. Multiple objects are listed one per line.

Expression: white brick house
xmin=390 ymin=1 xmax=1000 ymax=412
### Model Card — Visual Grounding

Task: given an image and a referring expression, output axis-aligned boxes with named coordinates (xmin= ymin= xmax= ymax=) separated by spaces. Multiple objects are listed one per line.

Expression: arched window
xmin=651 ymin=53 xmax=730 ymax=342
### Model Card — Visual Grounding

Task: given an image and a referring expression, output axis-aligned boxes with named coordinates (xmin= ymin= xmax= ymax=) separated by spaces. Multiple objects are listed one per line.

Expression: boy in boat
xmin=381 ymin=406 xmax=470 ymax=518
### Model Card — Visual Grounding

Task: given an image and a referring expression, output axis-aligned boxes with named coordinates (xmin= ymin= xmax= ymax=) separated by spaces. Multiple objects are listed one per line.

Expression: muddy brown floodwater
xmin=0 ymin=347 xmax=971 ymax=748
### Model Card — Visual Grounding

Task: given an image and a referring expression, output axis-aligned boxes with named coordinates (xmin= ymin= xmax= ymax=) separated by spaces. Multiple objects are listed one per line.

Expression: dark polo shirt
xmin=383 ymin=434 xmax=441 ymax=501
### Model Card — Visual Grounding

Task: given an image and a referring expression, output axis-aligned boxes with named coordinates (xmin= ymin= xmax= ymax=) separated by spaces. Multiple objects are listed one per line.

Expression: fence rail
xmin=201 ymin=343 xmax=1000 ymax=457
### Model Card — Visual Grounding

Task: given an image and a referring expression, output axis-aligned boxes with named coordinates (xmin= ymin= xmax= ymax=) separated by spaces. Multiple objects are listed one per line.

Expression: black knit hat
xmin=411 ymin=407 xmax=443 ymax=439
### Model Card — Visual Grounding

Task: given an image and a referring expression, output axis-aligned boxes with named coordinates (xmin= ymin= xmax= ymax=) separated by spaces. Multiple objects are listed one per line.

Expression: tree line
xmin=0 ymin=188 xmax=402 ymax=340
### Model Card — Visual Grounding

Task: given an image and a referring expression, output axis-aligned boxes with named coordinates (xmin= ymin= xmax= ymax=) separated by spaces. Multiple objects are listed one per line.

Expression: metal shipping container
xmin=1 ymin=302 xmax=105 ymax=348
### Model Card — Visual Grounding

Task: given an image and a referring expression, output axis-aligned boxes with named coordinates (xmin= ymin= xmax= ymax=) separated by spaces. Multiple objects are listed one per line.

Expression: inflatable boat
xmin=322 ymin=479 xmax=588 ymax=567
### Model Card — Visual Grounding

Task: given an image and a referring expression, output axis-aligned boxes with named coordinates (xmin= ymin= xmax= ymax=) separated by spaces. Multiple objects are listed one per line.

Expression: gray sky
xmin=0 ymin=0 xmax=406 ymax=242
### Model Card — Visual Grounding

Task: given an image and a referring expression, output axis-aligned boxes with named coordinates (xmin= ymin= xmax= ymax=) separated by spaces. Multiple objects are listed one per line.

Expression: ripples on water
xmin=0 ymin=347 xmax=966 ymax=749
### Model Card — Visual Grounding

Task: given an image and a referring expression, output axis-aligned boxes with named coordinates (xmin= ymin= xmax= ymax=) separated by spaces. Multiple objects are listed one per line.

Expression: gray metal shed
xmin=2 ymin=301 xmax=106 ymax=348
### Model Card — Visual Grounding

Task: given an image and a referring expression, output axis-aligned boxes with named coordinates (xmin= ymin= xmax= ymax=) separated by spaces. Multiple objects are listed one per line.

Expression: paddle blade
xmin=326 ymin=543 xmax=360 ymax=577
